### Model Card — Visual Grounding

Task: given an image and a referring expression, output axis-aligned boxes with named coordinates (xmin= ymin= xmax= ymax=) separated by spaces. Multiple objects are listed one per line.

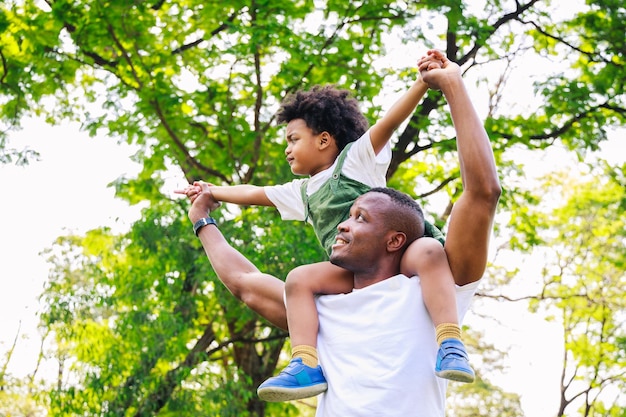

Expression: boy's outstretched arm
xmin=175 ymin=182 xmax=275 ymax=207
xmin=368 ymin=54 xmax=442 ymax=155
xmin=419 ymin=50 xmax=501 ymax=286
xmin=186 ymin=181 xmax=288 ymax=330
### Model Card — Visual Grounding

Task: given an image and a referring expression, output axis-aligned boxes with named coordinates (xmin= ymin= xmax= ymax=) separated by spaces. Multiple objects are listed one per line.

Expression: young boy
xmin=177 ymin=50 xmax=474 ymax=402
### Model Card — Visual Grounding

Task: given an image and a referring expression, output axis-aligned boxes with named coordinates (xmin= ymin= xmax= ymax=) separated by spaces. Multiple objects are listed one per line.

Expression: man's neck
xmin=353 ymin=267 xmax=401 ymax=290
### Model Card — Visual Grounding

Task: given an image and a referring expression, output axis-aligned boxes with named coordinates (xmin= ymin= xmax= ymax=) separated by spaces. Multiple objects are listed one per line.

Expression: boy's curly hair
xmin=276 ymin=85 xmax=369 ymax=151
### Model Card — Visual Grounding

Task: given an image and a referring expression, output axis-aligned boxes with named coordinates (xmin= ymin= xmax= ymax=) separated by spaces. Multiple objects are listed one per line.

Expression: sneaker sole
xmin=436 ymin=369 xmax=475 ymax=383
xmin=257 ymin=382 xmax=328 ymax=402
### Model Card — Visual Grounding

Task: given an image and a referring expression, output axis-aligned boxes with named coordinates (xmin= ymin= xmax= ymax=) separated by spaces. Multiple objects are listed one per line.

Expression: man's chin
xmin=329 ymin=250 xmax=346 ymax=267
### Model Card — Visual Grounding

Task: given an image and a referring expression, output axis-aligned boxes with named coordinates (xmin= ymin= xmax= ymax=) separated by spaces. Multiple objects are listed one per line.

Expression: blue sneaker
xmin=257 ymin=357 xmax=328 ymax=402
xmin=435 ymin=338 xmax=475 ymax=383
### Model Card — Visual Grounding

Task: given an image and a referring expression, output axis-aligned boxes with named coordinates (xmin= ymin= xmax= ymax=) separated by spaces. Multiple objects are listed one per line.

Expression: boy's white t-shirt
xmin=264 ymin=129 xmax=391 ymax=221
xmin=315 ymin=276 xmax=479 ymax=417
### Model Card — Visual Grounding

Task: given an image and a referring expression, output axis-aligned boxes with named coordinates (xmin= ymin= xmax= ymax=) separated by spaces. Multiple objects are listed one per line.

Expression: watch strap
xmin=193 ymin=217 xmax=217 ymax=236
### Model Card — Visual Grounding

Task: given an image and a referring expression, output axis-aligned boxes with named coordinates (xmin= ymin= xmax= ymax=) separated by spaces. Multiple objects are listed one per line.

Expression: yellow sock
xmin=292 ymin=345 xmax=318 ymax=368
xmin=435 ymin=323 xmax=461 ymax=346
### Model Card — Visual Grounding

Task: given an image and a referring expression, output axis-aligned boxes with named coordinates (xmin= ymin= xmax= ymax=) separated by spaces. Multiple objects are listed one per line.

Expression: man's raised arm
xmin=419 ymin=50 xmax=502 ymax=286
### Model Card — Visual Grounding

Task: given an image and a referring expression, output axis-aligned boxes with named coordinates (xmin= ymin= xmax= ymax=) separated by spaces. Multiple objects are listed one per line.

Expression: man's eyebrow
xmin=353 ymin=205 xmax=370 ymax=216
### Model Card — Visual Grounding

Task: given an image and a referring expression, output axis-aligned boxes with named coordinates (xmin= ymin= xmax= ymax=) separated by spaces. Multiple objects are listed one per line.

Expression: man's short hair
xmin=367 ymin=187 xmax=425 ymax=244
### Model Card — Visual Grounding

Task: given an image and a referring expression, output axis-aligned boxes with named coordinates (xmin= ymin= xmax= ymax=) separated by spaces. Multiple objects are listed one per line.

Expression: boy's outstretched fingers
xmin=174 ymin=184 xmax=201 ymax=197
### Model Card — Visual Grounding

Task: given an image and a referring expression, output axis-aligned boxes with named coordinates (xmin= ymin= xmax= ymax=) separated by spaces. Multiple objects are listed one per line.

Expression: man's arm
xmin=420 ymin=50 xmax=502 ymax=286
xmin=187 ymin=181 xmax=288 ymax=329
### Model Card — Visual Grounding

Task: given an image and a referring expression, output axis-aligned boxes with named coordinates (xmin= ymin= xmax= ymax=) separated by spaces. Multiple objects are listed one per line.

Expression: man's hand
xmin=418 ymin=49 xmax=462 ymax=92
xmin=186 ymin=181 xmax=221 ymax=223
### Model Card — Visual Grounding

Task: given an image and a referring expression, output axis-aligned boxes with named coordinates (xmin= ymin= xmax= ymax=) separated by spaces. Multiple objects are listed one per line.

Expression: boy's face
xmin=284 ymin=119 xmax=335 ymax=176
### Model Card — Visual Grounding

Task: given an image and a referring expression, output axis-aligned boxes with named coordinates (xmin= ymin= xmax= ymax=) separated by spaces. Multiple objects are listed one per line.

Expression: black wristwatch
xmin=193 ymin=217 xmax=217 ymax=236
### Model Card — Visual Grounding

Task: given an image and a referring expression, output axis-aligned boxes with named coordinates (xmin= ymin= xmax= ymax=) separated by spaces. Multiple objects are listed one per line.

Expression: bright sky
xmin=0 ymin=120 xmax=143 ymax=381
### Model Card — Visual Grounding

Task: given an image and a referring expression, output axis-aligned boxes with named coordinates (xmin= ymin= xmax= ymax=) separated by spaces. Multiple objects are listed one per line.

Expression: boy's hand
xmin=417 ymin=49 xmax=462 ymax=92
xmin=418 ymin=50 xmax=444 ymax=72
xmin=415 ymin=52 xmax=442 ymax=87
xmin=188 ymin=181 xmax=221 ymax=223
xmin=175 ymin=181 xmax=222 ymax=222
xmin=174 ymin=184 xmax=201 ymax=196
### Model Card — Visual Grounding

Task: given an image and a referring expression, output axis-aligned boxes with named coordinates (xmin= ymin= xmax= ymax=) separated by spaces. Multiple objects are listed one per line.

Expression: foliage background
xmin=0 ymin=0 xmax=624 ymax=416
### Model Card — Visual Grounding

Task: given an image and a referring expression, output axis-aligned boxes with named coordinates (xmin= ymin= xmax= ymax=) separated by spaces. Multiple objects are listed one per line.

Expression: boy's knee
xmin=401 ymin=236 xmax=448 ymax=277
xmin=285 ymin=265 xmax=312 ymax=294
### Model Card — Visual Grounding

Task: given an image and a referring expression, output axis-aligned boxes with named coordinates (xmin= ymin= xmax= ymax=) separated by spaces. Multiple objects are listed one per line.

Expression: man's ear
xmin=387 ymin=231 xmax=407 ymax=253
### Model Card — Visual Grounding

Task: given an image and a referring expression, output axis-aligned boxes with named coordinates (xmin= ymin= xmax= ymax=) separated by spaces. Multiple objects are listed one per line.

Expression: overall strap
xmin=300 ymin=142 xmax=354 ymax=222
xmin=329 ymin=142 xmax=353 ymax=192
xmin=300 ymin=178 xmax=310 ymax=221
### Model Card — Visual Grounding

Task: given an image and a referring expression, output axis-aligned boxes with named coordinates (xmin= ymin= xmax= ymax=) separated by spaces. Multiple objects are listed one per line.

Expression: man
xmin=184 ymin=50 xmax=501 ymax=415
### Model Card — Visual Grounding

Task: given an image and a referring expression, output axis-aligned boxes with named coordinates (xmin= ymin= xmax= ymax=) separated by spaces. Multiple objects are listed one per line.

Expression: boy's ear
xmin=319 ymin=132 xmax=333 ymax=149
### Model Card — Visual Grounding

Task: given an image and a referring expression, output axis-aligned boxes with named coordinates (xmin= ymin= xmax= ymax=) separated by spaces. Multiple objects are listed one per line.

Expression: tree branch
xmin=456 ymin=0 xmax=543 ymax=67
xmin=171 ymin=10 xmax=240 ymax=55
xmin=498 ymin=101 xmax=624 ymax=143
xmin=0 ymin=48 xmax=8 ymax=84
xmin=151 ymin=98 xmax=230 ymax=183
xmin=520 ymin=18 xmax=620 ymax=67
xmin=416 ymin=176 xmax=457 ymax=199
xmin=133 ymin=323 xmax=217 ymax=416
xmin=106 ymin=22 xmax=143 ymax=89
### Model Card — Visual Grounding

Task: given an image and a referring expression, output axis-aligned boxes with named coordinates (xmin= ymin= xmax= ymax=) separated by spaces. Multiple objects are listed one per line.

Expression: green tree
xmin=485 ymin=161 xmax=626 ymax=417
xmin=532 ymin=164 xmax=626 ymax=416
xmin=1 ymin=0 xmax=624 ymax=415
xmin=0 ymin=324 xmax=47 ymax=416
xmin=38 ymin=200 xmax=324 ymax=416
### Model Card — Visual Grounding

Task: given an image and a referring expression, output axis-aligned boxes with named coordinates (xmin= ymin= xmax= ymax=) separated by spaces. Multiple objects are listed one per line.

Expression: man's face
xmin=329 ymin=192 xmax=391 ymax=272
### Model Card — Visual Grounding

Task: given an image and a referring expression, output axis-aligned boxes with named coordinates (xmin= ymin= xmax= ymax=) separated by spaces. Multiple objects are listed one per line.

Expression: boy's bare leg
xmin=401 ymin=237 xmax=458 ymax=326
xmin=257 ymin=262 xmax=353 ymax=402
xmin=286 ymin=262 xmax=353 ymax=349
xmin=401 ymin=236 xmax=474 ymax=382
